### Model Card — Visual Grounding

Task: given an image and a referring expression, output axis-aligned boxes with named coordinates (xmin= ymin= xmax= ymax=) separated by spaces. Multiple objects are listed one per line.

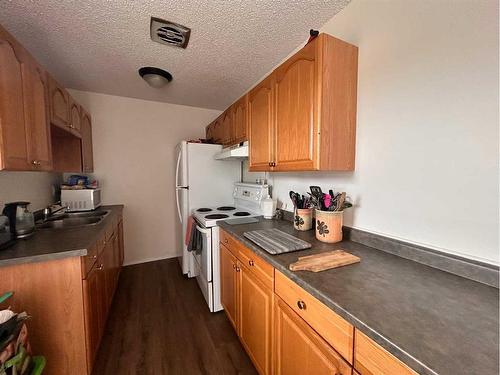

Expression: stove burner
xmin=217 ymin=206 xmax=236 ymax=211
xmin=205 ymin=214 xmax=229 ymax=219
xmin=234 ymin=212 xmax=251 ymax=216
xmin=196 ymin=208 xmax=212 ymax=212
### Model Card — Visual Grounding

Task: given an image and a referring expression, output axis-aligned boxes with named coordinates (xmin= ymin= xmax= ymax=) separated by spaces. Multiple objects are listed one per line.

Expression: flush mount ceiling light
xmin=138 ymin=67 xmax=173 ymax=88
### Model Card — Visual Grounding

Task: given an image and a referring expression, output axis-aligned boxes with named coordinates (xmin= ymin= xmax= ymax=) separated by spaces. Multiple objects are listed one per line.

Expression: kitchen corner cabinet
xmin=0 ymin=25 xmax=53 ymax=171
xmin=249 ymin=33 xmax=358 ymax=172
xmin=275 ymin=297 xmax=352 ymax=375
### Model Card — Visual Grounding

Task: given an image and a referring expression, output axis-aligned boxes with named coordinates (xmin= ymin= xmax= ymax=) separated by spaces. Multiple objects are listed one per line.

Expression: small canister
xmin=315 ymin=209 xmax=343 ymax=243
xmin=261 ymin=195 xmax=276 ymax=219
xmin=293 ymin=208 xmax=313 ymax=231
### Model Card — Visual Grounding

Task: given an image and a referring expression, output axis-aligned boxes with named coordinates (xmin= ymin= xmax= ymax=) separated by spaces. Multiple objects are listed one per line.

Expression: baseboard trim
xmin=123 ymin=254 xmax=178 ymax=267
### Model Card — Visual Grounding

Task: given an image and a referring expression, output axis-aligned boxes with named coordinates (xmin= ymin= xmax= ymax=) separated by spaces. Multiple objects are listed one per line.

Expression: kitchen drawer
xmin=354 ymin=330 xmax=417 ymax=375
xmin=275 ymin=270 xmax=354 ymax=363
xmin=81 ymin=241 xmax=98 ymax=279
xmin=220 ymin=229 xmax=274 ymax=289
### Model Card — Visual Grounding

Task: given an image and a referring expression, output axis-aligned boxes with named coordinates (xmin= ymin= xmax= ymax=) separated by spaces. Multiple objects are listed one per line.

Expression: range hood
xmin=214 ymin=141 xmax=249 ymax=160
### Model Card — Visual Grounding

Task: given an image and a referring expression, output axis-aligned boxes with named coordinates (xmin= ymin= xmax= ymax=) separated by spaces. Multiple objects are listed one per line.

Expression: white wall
xmin=0 ymin=172 xmax=61 ymax=211
xmin=271 ymin=0 xmax=499 ymax=264
xmin=69 ymin=90 xmax=220 ymax=265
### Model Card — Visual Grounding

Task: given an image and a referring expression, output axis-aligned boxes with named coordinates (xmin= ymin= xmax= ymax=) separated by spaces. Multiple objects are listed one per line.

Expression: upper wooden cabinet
xmin=0 ymin=26 xmax=52 ymax=171
xmin=220 ymin=109 xmax=233 ymax=145
xmin=205 ymin=95 xmax=248 ymax=146
xmin=81 ymin=108 xmax=94 ymax=173
xmin=248 ymin=75 xmax=275 ymax=171
xmin=48 ymin=75 xmax=70 ymax=129
xmin=232 ymin=95 xmax=247 ymax=144
xmin=249 ymin=33 xmax=358 ymax=172
xmin=69 ymin=96 xmax=82 ymax=136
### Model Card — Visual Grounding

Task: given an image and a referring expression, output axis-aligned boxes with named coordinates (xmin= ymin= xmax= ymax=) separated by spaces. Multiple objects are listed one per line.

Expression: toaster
xmin=61 ymin=188 xmax=101 ymax=212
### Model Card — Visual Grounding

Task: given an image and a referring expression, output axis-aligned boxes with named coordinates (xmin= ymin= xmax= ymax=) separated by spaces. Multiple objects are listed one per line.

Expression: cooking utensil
xmin=309 ymin=186 xmax=324 ymax=209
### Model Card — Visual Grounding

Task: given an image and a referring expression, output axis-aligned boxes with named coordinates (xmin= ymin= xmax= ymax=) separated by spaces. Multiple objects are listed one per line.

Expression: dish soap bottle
xmin=261 ymin=194 xmax=276 ymax=219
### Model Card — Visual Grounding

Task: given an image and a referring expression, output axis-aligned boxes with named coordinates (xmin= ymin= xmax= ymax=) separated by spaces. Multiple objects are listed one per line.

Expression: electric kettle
xmin=2 ymin=202 xmax=35 ymax=239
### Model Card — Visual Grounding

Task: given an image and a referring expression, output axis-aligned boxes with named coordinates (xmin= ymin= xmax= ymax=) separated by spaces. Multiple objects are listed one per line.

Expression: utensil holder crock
xmin=293 ymin=208 xmax=313 ymax=231
xmin=315 ymin=209 xmax=343 ymax=243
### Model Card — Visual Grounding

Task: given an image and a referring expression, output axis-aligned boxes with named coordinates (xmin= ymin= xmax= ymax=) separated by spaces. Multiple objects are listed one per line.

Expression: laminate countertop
xmin=219 ymin=218 xmax=499 ymax=375
xmin=0 ymin=205 xmax=123 ymax=267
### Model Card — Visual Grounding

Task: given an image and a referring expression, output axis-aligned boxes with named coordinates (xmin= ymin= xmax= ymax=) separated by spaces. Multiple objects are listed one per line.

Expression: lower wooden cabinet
xmin=238 ymin=262 xmax=274 ymax=375
xmin=220 ymin=244 xmax=238 ymax=329
xmin=275 ymin=297 xmax=352 ymax=375
xmin=220 ymin=236 xmax=273 ymax=375
xmin=219 ymin=229 xmax=419 ymax=375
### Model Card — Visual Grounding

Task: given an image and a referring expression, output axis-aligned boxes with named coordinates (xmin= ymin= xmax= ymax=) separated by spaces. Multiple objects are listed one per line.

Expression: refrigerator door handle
xmin=175 ymin=147 xmax=182 ymax=187
xmin=176 ymin=187 xmax=183 ymax=224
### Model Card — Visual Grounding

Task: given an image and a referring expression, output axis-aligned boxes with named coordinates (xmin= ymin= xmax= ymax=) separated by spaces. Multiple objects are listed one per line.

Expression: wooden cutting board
xmin=289 ymin=250 xmax=360 ymax=272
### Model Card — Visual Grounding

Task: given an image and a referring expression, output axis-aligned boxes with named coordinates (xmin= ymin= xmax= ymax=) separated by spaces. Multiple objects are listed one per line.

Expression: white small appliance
xmin=191 ymin=182 xmax=269 ymax=312
xmin=61 ymin=188 xmax=101 ymax=212
xmin=175 ymin=141 xmax=241 ymax=278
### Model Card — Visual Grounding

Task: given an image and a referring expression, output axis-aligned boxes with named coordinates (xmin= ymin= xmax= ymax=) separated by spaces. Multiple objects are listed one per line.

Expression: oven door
xmin=193 ymin=224 xmax=214 ymax=310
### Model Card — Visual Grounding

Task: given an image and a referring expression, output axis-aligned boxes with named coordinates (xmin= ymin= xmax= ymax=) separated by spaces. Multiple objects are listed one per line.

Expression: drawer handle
xmin=248 ymin=260 xmax=254 ymax=266
xmin=297 ymin=300 xmax=307 ymax=310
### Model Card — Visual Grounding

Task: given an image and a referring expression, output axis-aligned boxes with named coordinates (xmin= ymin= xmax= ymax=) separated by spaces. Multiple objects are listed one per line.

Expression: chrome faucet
xmin=42 ymin=204 xmax=69 ymax=221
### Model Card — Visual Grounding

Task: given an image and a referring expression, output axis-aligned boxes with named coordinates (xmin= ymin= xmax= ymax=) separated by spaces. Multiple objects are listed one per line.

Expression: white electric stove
xmin=191 ymin=182 xmax=268 ymax=312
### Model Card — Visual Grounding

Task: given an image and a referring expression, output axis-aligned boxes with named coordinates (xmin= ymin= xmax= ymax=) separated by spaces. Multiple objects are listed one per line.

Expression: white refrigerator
xmin=175 ymin=141 xmax=240 ymax=277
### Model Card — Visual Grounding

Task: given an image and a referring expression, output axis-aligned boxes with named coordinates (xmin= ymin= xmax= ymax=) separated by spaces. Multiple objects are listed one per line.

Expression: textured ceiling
xmin=0 ymin=0 xmax=350 ymax=110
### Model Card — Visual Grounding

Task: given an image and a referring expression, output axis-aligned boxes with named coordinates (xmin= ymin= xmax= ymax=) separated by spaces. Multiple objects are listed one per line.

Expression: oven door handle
xmin=195 ymin=225 xmax=211 ymax=235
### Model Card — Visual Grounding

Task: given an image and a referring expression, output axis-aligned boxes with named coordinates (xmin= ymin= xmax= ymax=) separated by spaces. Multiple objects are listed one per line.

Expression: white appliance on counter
xmin=192 ymin=182 xmax=269 ymax=312
xmin=175 ymin=141 xmax=240 ymax=278
xmin=61 ymin=188 xmax=101 ymax=211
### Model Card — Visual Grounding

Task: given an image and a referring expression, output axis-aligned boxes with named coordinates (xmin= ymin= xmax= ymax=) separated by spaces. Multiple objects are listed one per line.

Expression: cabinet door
xmin=220 ymin=244 xmax=238 ymax=330
xmin=275 ymin=297 xmax=352 ymax=375
xmin=83 ymin=262 xmax=103 ymax=369
xmin=248 ymin=75 xmax=274 ymax=171
xmin=238 ymin=262 xmax=273 ymax=375
xmin=206 ymin=122 xmax=214 ymax=141
xmin=81 ymin=108 xmax=94 ymax=172
xmin=273 ymin=39 xmax=318 ymax=171
xmin=212 ymin=116 xmax=223 ymax=144
xmin=103 ymin=236 xmax=116 ymax=311
xmin=118 ymin=220 xmax=124 ymax=266
xmin=221 ymin=109 xmax=233 ymax=145
xmin=0 ymin=37 xmax=30 ymax=170
xmin=69 ymin=96 xmax=82 ymax=136
xmin=24 ymin=63 xmax=53 ymax=171
xmin=233 ymin=96 xmax=247 ymax=143
xmin=48 ymin=75 xmax=70 ymax=129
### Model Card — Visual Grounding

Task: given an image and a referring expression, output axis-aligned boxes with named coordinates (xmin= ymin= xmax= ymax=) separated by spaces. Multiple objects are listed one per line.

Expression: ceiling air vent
xmin=150 ymin=17 xmax=191 ymax=49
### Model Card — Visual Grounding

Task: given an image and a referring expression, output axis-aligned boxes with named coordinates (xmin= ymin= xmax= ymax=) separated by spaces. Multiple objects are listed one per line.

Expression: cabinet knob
xmin=297 ymin=300 xmax=307 ymax=310
xmin=31 ymin=160 xmax=41 ymax=166
xmin=96 ymin=264 xmax=104 ymax=271
xmin=92 ymin=255 xmax=97 ymax=259
xmin=235 ymin=266 xmax=241 ymax=273
xmin=248 ymin=260 xmax=254 ymax=267
xmin=224 ymin=239 xmax=228 ymax=244
xmin=232 ymin=264 xmax=236 ymax=269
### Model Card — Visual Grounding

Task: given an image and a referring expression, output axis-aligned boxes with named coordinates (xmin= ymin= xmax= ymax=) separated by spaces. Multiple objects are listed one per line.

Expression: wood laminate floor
xmin=92 ymin=258 xmax=257 ymax=375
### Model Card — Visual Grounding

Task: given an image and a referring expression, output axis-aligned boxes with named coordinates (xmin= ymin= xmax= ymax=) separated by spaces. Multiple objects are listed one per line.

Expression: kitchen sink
xmin=45 ymin=210 xmax=109 ymax=221
xmin=36 ymin=212 xmax=108 ymax=229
